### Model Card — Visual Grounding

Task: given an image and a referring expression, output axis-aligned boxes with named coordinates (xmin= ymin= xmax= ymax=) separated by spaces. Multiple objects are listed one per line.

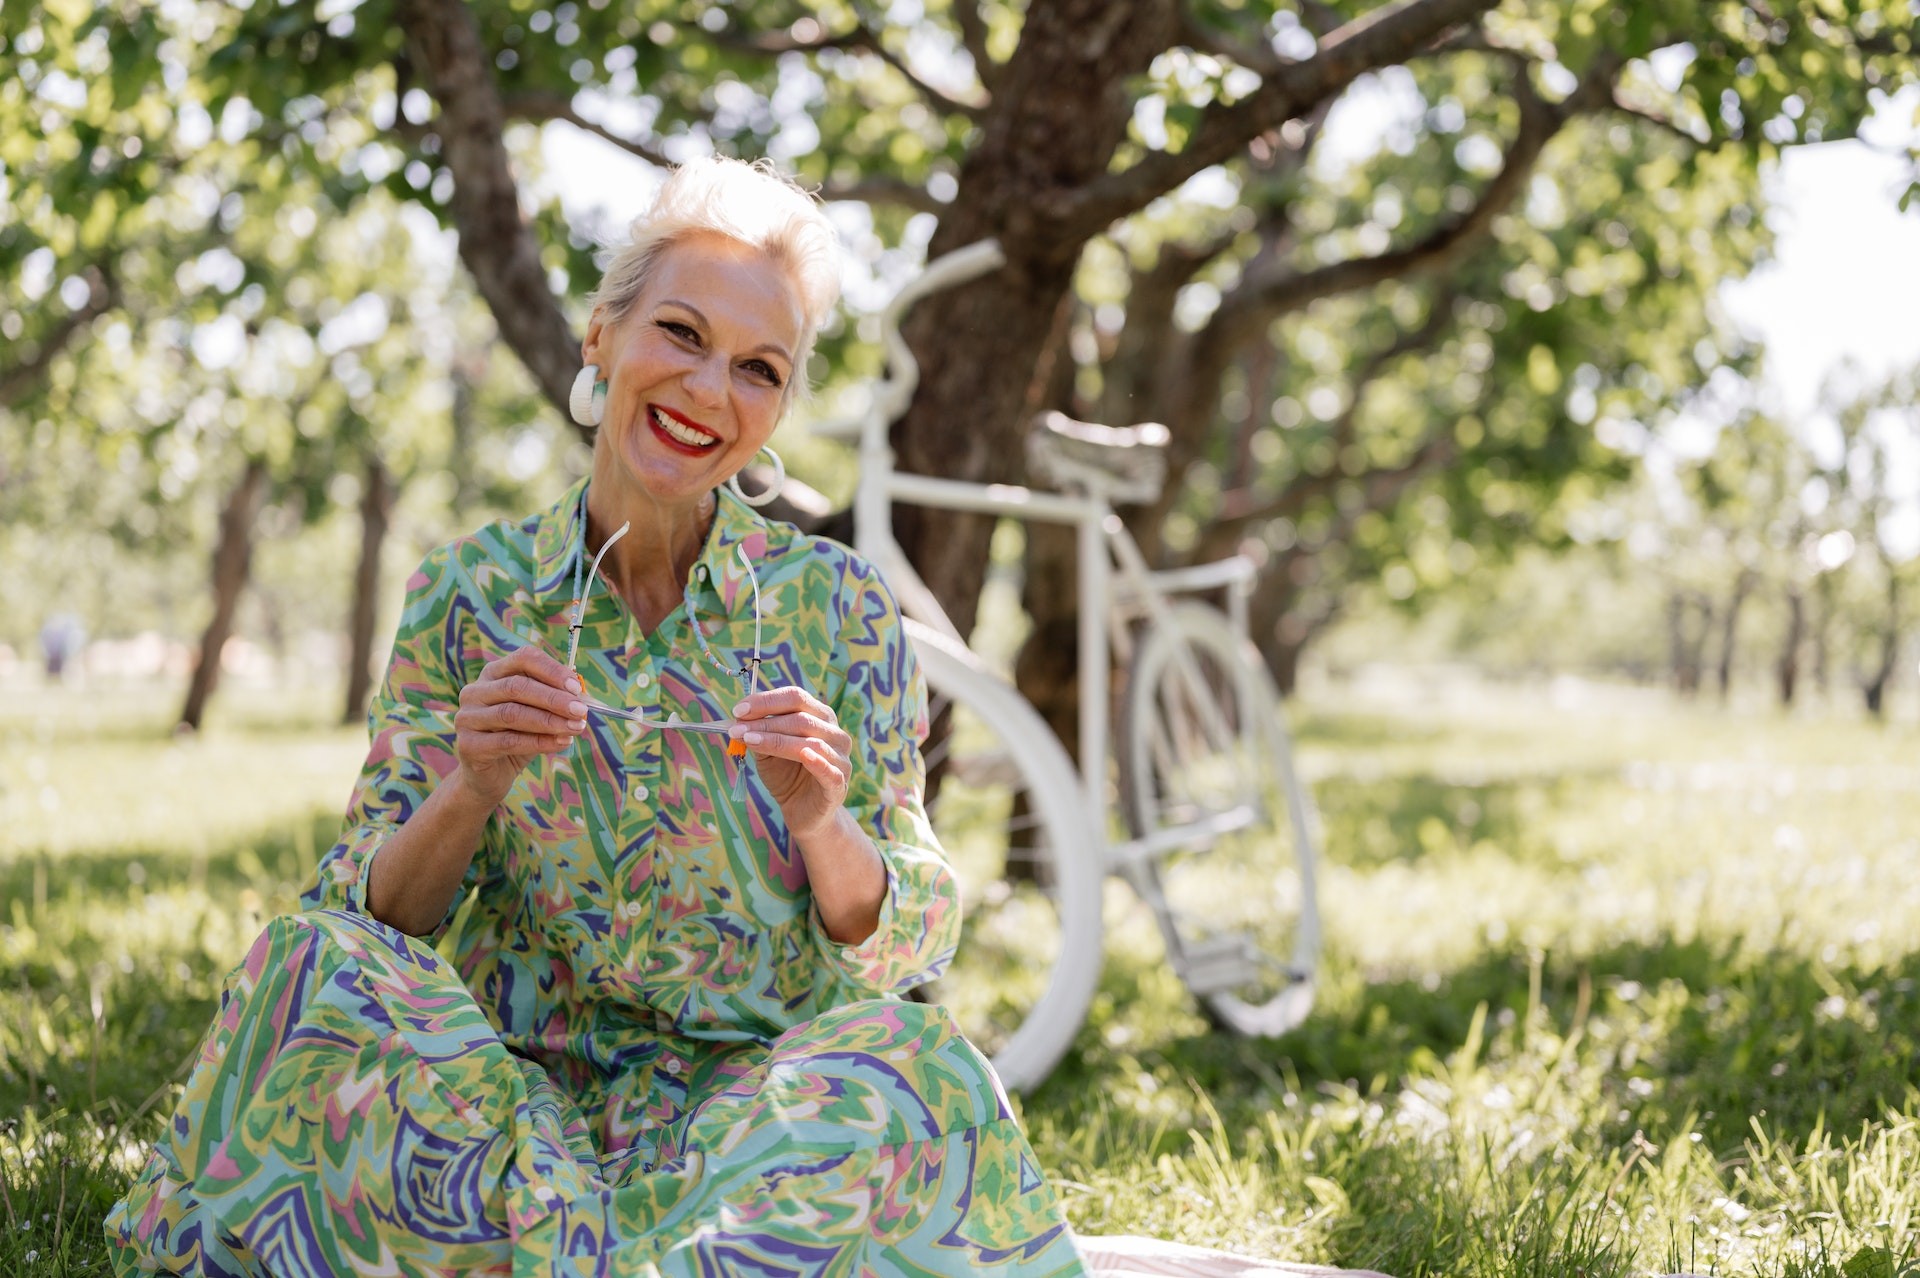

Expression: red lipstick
xmin=646 ymin=403 xmax=722 ymax=456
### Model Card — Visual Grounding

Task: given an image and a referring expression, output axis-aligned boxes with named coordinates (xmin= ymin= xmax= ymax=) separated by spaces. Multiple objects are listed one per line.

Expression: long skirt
xmin=104 ymin=909 xmax=1087 ymax=1277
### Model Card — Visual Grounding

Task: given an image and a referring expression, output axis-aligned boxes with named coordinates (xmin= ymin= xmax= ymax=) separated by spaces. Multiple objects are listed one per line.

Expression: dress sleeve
xmin=300 ymin=546 xmax=479 ymax=941
xmin=810 ymin=558 xmax=961 ymax=996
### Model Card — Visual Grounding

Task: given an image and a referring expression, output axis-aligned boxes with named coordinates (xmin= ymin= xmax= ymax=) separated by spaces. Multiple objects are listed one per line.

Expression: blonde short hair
xmin=591 ymin=157 xmax=841 ymax=397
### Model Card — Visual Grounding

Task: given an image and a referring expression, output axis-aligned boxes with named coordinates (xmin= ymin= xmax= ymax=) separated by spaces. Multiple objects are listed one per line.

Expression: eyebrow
xmin=657 ymin=299 xmax=795 ymax=366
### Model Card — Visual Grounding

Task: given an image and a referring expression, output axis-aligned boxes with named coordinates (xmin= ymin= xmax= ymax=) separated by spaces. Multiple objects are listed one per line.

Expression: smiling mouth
xmin=649 ymin=405 xmax=721 ymax=451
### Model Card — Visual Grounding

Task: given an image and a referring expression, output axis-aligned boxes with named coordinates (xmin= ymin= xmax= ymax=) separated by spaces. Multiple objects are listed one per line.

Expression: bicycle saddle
xmin=1025 ymin=411 xmax=1171 ymax=504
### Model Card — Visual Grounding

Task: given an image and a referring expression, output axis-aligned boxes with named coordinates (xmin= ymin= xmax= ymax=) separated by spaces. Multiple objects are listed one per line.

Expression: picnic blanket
xmin=1080 ymin=1235 xmax=1394 ymax=1277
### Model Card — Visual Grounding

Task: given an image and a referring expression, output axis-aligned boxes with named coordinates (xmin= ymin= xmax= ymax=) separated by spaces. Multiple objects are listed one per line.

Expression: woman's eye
xmin=660 ymin=320 xmax=700 ymax=344
xmin=744 ymin=360 xmax=783 ymax=387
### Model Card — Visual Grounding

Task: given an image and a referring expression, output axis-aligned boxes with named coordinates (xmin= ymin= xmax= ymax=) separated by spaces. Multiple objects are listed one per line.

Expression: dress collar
xmin=531 ymin=478 xmax=771 ymax=617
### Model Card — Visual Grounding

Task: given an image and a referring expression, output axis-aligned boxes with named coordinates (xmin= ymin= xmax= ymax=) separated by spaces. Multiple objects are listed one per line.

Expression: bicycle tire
xmin=905 ymin=620 xmax=1105 ymax=1093
xmin=1117 ymin=602 xmax=1321 ymax=1037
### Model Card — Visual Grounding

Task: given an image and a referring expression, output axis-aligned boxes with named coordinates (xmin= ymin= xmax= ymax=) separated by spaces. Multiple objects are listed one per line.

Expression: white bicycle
xmin=812 ymin=242 xmax=1322 ymax=1092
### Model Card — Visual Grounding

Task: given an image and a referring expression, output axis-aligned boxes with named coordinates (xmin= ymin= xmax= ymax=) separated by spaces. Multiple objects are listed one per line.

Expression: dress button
xmin=663 ymin=1057 xmax=682 ymax=1076
xmin=622 ymin=900 xmax=643 ymax=920
xmin=532 ymin=1185 xmax=556 ymax=1203
xmin=635 ymin=671 xmax=653 ymax=689
xmin=841 ymin=947 xmax=858 ymax=961
xmin=632 ymin=782 xmax=649 ymax=802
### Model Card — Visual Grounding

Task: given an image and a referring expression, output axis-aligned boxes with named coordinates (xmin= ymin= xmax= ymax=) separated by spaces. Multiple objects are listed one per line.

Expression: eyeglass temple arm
xmin=569 ymin=519 xmax=631 ymax=670
xmin=735 ymin=542 xmax=768 ymax=692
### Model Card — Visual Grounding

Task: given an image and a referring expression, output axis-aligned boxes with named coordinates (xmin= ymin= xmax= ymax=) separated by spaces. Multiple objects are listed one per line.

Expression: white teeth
xmin=651 ymin=407 xmax=717 ymax=448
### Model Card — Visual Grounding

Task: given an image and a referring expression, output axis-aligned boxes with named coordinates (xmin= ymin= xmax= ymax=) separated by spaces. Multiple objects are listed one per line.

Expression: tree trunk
xmin=1811 ymin=573 xmax=1836 ymax=697
xmin=1259 ymin=592 xmax=1340 ymax=699
xmin=892 ymin=0 xmax=1183 ymax=637
xmin=178 ymin=459 xmax=268 ymax=732
xmin=1863 ymin=574 xmax=1901 ymax=718
xmin=449 ymin=352 xmax=482 ymax=511
xmin=1225 ymin=344 xmax=1276 ymax=494
xmin=1010 ymin=289 xmax=1086 ymax=759
xmin=1716 ymin=569 xmax=1755 ymax=702
xmin=1777 ymin=586 xmax=1804 ymax=707
xmin=1014 ymin=524 xmax=1084 ymax=758
xmin=343 ymin=454 xmax=396 ymax=726
xmin=1668 ymin=591 xmax=1712 ymax=697
xmin=396 ymin=0 xmax=583 ymax=420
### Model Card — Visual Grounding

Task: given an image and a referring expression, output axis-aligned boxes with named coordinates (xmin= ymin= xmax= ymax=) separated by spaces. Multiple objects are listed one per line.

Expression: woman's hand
xmin=453 ymin=646 xmax=588 ymax=808
xmin=730 ymin=686 xmax=852 ymax=840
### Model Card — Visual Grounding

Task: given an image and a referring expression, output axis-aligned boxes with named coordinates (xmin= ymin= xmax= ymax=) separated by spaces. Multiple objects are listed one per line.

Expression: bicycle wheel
xmin=905 ymin=620 xmax=1105 ymax=1093
xmin=1118 ymin=602 xmax=1320 ymax=1036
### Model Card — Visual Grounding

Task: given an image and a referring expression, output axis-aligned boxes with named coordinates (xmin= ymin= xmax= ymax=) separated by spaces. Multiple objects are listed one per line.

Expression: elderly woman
xmin=107 ymin=158 xmax=1086 ymax=1277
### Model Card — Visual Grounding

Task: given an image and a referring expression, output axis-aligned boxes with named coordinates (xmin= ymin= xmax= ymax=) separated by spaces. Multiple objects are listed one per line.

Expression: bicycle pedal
xmin=1176 ymin=935 xmax=1264 ymax=996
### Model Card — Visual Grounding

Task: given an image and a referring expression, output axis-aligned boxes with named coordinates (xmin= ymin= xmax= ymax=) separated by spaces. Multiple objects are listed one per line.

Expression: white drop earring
xmin=569 ymin=365 xmax=606 ymax=427
xmin=725 ymin=446 xmax=786 ymax=508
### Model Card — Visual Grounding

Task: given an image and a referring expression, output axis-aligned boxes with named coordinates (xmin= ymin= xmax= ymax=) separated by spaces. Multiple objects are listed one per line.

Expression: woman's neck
xmin=582 ymin=468 xmax=715 ymax=635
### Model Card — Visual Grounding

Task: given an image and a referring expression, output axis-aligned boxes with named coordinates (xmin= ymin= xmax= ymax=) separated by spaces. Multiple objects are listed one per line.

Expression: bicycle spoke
xmin=922 ymin=736 xmax=956 ymax=774
xmin=1121 ymin=605 xmax=1319 ymax=1039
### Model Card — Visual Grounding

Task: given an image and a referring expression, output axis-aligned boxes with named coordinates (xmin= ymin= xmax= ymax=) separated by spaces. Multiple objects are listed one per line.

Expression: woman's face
xmin=584 ymin=231 xmax=805 ymax=510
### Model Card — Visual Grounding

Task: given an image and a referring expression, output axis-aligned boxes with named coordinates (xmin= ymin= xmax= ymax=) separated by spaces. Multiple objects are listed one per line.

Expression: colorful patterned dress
xmin=106 ymin=481 xmax=1087 ymax=1277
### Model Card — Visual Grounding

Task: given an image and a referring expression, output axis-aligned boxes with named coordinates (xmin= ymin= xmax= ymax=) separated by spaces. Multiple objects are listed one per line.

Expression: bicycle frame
xmin=814 ymin=241 xmax=1259 ymax=857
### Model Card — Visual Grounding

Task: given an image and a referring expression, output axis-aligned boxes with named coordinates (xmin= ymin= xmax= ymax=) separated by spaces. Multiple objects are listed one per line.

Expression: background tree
xmin=9 ymin=0 xmax=1918 ymax=719
xmin=0 ymin=31 xmax=559 ymax=716
xmin=1824 ymin=363 xmax=1920 ymax=718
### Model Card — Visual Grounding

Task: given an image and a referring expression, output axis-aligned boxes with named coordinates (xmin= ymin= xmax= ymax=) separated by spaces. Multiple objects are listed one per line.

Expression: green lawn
xmin=4 ymin=677 xmax=1919 ymax=1276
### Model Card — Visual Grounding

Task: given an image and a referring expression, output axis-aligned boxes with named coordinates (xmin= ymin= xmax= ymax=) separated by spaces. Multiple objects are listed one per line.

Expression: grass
xmin=5 ymin=674 xmax=1920 ymax=1275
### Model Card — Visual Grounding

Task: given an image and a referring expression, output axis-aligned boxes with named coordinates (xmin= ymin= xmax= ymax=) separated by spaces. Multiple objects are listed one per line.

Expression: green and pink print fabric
xmin=105 ymin=482 xmax=1085 ymax=1277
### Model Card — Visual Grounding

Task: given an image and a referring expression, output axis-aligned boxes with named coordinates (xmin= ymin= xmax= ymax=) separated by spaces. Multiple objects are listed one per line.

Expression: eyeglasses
xmin=567 ymin=513 xmax=769 ymax=799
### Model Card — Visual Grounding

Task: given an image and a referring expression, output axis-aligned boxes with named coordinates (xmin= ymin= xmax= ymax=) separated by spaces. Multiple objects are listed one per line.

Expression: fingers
xmin=733 ymin=686 xmax=835 ymax=726
xmin=736 ymin=726 xmax=849 ymax=783
xmin=460 ymin=646 xmax=588 ymax=748
xmin=457 ymin=698 xmax=585 ymax=740
xmin=460 ymin=728 xmax=576 ymax=758
xmin=730 ymin=688 xmax=853 ymax=793
xmin=481 ymin=644 xmax=583 ymax=696
xmin=729 ymin=709 xmax=850 ymax=755
xmin=464 ymin=669 xmax=587 ymax=720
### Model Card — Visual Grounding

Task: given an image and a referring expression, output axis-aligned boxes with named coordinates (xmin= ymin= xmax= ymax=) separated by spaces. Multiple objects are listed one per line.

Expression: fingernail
xmin=731 ymin=702 xmax=749 ymax=717
xmin=568 ymin=700 xmax=587 ymax=716
xmin=568 ymin=678 xmax=583 ymax=693
xmin=728 ymin=724 xmax=746 ymax=738
xmin=744 ymin=731 xmax=763 ymax=745
xmin=572 ymin=719 xmax=586 ymax=731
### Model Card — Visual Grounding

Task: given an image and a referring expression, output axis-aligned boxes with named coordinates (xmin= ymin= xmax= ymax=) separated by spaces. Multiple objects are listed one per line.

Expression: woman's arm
xmin=366 ymin=646 xmax=589 ymax=935
xmin=730 ymin=558 xmax=959 ymax=992
xmin=729 ymin=686 xmax=885 ymax=944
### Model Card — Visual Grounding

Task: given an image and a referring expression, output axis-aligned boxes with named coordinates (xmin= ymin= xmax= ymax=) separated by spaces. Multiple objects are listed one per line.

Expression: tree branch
xmin=1216 ymin=290 xmax=1455 ymax=531
xmin=396 ymin=0 xmax=582 ymax=428
xmin=1201 ymin=55 xmax=1620 ymax=361
xmin=951 ymin=0 xmax=998 ymax=93
xmin=1047 ymin=0 xmax=1502 ymax=242
xmin=501 ymin=94 xmax=946 ymax=211
xmin=1098 ymin=226 xmax=1250 ymax=423
xmin=1180 ymin=6 xmax=1285 ymax=75
xmin=0 ymin=265 xmax=118 ymax=409
xmin=820 ymin=175 xmax=947 ymax=213
xmin=708 ymin=21 xmax=987 ymax=117
xmin=1239 ymin=428 xmax=1458 ymax=550
xmin=1611 ymin=92 xmax=1709 ymax=146
xmin=502 ymin=91 xmax=674 ymax=167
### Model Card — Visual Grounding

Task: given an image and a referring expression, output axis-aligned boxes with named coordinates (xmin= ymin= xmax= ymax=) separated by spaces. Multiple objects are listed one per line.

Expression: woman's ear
xmin=581 ymin=307 xmax=609 ymax=368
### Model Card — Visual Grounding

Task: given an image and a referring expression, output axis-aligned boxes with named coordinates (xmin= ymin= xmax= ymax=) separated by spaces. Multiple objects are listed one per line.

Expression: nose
xmin=683 ymin=351 xmax=727 ymax=411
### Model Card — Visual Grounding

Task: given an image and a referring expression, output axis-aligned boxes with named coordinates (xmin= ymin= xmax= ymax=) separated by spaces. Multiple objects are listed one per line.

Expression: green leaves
xmin=1842 ymin=1245 xmax=1919 ymax=1278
